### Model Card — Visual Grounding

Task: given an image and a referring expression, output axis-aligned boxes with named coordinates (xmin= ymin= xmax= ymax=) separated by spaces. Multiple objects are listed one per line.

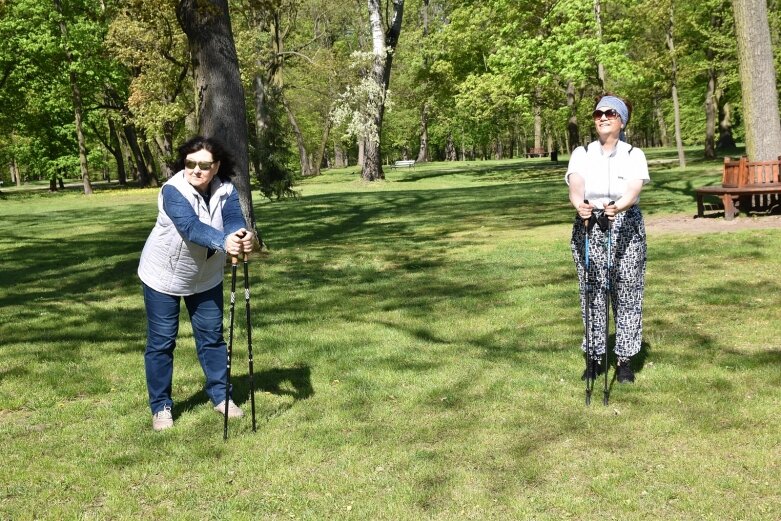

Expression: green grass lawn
xmin=2 ymin=152 xmax=780 ymax=519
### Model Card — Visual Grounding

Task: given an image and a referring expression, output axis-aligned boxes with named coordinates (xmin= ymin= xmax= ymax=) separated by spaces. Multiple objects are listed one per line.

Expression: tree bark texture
xmin=178 ymin=0 xmax=255 ymax=230
xmin=732 ymin=0 xmax=781 ymax=160
xmin=415 ymin=0 xmax=430 ymax=163
xmin=363 ymin=0 xmax=404 ymax=181
xmin=704 ymin=64 xmax=717 ymax=159
xmin=54 ymin=0 xmax=92 ymax=195
xmin=533 ymin=104 xmax=542 ymax=150
xmin=666 ymin=5 xmax=686 ymax=168
xmin=416 ymin=103 xmax=429 ymax=163
xmin=10 ymin=158 xmax=20 ymax=187
xmin=333 ymin=142 xmax=347 ymax=168
xmin=108 ymin=119 xmax=127 ymax=185
xmin=142 ymin=140 xmax=161 ymax=182
xmin=123 ymin=122 xmax=156 ymax=187
xmin=445 ymin=133 xmax=457 ymax=161
xmin=253 ymin=72 xmax=271 ymax=175
xmin=313 ymin=118 xmax=331 ymax=176
xmin=282 ymin=97 xmax=312 ymax=176
xmin=566 ymin=81 xmax=579 ymax=151
xmin=654 ymin=97 xmax=669 ymax=147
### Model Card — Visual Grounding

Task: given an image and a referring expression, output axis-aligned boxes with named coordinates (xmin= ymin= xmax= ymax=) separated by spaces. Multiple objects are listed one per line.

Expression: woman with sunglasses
xmin=566 ymin=95 xmax=650 ymax=384
xmin=138 ymin=135 xmax=254 ymax=431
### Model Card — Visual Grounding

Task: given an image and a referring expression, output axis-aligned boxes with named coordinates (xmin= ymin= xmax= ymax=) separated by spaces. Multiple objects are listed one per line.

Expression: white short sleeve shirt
xmin=565 ymin=140 xmax=650 ymax=209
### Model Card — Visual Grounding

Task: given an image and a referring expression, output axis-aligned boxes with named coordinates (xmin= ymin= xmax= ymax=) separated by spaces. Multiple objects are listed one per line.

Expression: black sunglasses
xmin=592 ymin=109 xmax=620 ymax=120
xmin=185 ymin=159 xmax=215 ymax=170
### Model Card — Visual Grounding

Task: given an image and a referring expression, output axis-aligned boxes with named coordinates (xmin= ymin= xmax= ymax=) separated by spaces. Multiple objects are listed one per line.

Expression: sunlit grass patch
xmin=1 ymin=154 xmax=780 ymax=519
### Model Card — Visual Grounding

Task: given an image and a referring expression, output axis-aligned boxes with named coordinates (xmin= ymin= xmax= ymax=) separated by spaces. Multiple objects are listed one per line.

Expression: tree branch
xmin=277 ymin=51 xmax=315 ymax=64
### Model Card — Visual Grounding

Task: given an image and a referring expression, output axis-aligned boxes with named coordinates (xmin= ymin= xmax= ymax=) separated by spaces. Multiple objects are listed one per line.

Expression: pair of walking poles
xmin=224 ymin=252 xmax=257 ymax=440
xmin=583 ymin=200 xmax=613 ymax=407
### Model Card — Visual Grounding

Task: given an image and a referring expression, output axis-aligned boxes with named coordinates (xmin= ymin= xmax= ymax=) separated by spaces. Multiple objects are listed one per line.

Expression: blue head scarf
xmin=596 ymin=95 xmax=629 ymax=141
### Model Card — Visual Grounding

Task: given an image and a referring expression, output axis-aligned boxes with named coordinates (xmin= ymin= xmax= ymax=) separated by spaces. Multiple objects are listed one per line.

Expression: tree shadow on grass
xmin=175 ymin=365 xmax=314 ymax=420
xmin=393 ymin=160 xmax=564 ymax=184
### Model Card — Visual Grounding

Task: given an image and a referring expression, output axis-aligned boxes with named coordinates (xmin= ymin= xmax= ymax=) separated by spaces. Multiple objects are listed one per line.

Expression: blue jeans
xmin=143 ymin=282 xmax=229 ymax=414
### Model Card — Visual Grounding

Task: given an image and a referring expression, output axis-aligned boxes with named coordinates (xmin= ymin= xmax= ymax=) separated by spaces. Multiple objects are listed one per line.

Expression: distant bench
xmin=695 ymin=156 xmax=781 ymax=220
xmin=525 ymin=147 xmax=549 ymax=158
xmin=391 ymin=160 xmax=416 ymax=169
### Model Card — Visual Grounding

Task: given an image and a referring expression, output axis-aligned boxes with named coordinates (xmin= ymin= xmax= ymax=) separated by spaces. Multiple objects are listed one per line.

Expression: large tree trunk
xmin=566 ymin=81 xmax=579 ymax=152
xmin=123 ymin=122 xmax=157 ymax=187
xmin=333 ymin=141 xmax=347 ymax=168
xmin=533 ymin=104 xmax=542 ymax=150
xmin=704 ymin=63 xmax=717 ymax=159
xmin=444 ymin=133 xmax=456 ymax=161
xmin=666 ymin=5 xmax=686 ymax=168
xmin=142 ymin=140 xmax=161 ymax=183
xmin=416 ymin=103 xmax=429 ymax=163
xmin=178 ymin=0 xmax=255 ymax=230
xmin=363 ymin=0 xmax=404 ymax=181
xmin=313 ymin=118 xmax=331 ymax=176
xmin=282 ymin=97 xmax=312 ymax=176
xmin=654 ymin=97 xmax=669 ymax=147
xmin=358 ymin=139 xmax=365 ymax=168
xmin=54 ymin=0 xmax=92 ymax=195
xmin=253 ymin=72 xmax=271 ymax=175
xmin=732 ymin=0 xmax=781 ymax=160
xmin=108 ymin=118 xmax=127 ymax=185
xmin=10 ymin=157 xmax=20 ymax=187
xmin=154 ymin=133 xmax=175 ymax=179
xmin=415 ymin=0 xmax=430 ymax=164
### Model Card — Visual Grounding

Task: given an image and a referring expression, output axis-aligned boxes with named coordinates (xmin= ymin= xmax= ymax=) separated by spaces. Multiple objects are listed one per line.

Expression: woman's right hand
xmin=577 ymin=201 xmax=593 ymax=220
xmin=225 ymin=229 xmax=247 ymax=256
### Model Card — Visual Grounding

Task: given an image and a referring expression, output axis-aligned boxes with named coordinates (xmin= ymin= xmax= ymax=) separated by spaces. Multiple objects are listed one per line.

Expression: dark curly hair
xmin=174 ymin=136 xmax=235 ymax=182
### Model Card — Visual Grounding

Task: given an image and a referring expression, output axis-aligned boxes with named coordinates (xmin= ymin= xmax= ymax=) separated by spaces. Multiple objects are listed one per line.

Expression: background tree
xmin=54 ymin=0 xmax=93 ymax=194
xmin=732 ymin=0 xmax=781 ymax=160
xmin=362 ymin=0 xmax=404 ymax=181
xmin=178 ymin=0 xmax=257 ymax=231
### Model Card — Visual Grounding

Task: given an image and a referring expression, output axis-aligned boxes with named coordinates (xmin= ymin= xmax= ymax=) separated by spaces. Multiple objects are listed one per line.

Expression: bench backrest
xmin=723 ymin=156 xmax=781 ymax=187
xmin=394 ymin=160 xmax=415 ymax=166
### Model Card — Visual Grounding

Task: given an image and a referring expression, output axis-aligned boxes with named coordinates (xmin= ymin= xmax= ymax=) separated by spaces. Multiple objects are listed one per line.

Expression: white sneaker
xmin=152 ymin=406 xmax=173 ymax=431
xmin=214 ymin=399 xmax=244 ymax=418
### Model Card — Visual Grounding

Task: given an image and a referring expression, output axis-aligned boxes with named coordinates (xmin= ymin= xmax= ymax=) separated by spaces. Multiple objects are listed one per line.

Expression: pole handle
xmin=582 ymin=199 xmax=590 ymax=229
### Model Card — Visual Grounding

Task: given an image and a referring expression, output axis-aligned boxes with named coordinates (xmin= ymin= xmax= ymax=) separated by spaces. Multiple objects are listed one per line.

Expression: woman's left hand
xmin=604 ymin=202 xmax=618 ymax=220
xmin=238 ymin=230 xmax=254 ymax=254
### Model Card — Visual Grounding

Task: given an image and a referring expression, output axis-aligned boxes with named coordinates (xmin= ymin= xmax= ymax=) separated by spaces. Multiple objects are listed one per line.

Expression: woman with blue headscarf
xmin=565 ymin=94 xmax=650 ymax=384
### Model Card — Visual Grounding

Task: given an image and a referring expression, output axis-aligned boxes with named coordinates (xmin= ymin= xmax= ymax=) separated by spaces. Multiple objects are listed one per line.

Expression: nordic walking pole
xmin=243 ymin=252 xmax=257 ymax=432
xmin=583 ymin=199 xmax=593 ymax=406
xmin=224 ymin=255 xmax=239 ymax=440
xmin=603 ymin=201 xmax=615 ymax=407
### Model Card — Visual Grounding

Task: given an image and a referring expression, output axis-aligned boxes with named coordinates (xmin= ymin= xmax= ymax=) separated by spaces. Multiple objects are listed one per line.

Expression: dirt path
xmin=645 ymin=213 xmax=781 ymax=235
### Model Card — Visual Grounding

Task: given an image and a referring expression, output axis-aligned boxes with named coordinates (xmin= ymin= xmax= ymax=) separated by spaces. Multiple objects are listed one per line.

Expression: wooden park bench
xmin=391 ymin=159 xmax=416 ymax=169
xmin=695 ymin=156 xmax=781 ymax=220
xmin=525 ymin=147 xmax=549 ymax=158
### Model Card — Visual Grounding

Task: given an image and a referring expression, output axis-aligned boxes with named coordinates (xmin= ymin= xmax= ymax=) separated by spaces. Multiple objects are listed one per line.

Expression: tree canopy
xmin=1 ymin=0 xmax=780 ymax=188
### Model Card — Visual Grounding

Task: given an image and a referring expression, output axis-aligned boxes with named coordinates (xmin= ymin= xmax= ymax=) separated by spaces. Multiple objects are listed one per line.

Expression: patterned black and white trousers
xmin=570 ymin=205 xmax=646 ymax=359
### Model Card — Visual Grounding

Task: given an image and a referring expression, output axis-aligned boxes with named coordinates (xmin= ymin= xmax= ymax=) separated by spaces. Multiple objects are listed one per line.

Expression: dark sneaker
xmin=581 ymin=358 xmax=604 ymax=380
xmin=617 ymin=362 xmax=635 ymax=383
